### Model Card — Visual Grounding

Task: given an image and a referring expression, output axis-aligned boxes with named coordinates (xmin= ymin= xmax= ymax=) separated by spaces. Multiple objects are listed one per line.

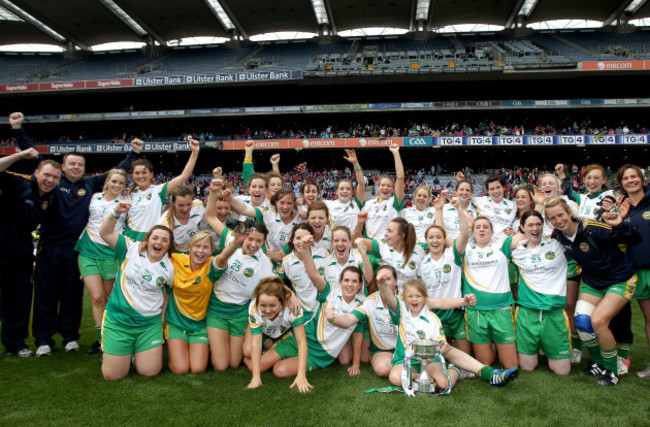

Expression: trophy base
xmin=413 ymin=380 xmax=436 ymax=394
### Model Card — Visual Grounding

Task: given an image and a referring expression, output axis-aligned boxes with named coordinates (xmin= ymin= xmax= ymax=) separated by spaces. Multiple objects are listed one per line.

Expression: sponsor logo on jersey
xmin=486 ymin=250 xmax=494 ymax=258
xmin=77 ymin=188 xmax=87 ymax=196
xmin=545 ymin=251 xmax=555 ymax=260
xmin=643 ymin=211 xmax=650 ymax=220
xmin=443 ymin=264 xmax=452 ymax=274
xmin=243 ymin=267 xmax=254 ymax=278
xmin=579 ymin=242 xmax=589 ymax=252
xmin=156 ymin=276 xmax=165 ymax=287
xmin=416 ymin=330 xmax=426 ymax=339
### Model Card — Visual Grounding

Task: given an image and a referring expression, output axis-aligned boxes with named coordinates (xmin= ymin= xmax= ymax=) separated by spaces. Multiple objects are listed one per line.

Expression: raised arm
xmin=390 ymin=144 xmax=405 ymax=205
xmin=0 ymin=148 xmax=39 ymax=172
xmin=214 ymin=227 xmax=248 ymax=269
xmin=243 ymin=140 xmax=255 ymax=187
xmin=355 ymin=239 xmax=374 ymax=284
xmin=433 ymin=194 xmax=445 ymax=227
xmin=352 ymin=211 xmax=368 ymax=241
xmin=99 ymin=200 xmax=131 ymax=249
xmin=454 ymin=200 xmax=470 ymax=255
xmin=295 ymin=235 xmax=327 ymax=292
xmin=344 ymin=149 xmax=365 ymax=203
xmin=165 ymin=139 xmax=200 ymax=196
xmin=205 ymin=177 xmax=227 ymax=236
xmin=427 ymin=294 xmax=476 ymax=310
xmin=377 ymin=270 xmax=397 ymax=312
xmin=270 ymin=153 xmax=281 ymax=174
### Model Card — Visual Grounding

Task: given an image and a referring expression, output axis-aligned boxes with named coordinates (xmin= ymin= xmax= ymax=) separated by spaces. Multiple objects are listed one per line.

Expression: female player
xmin=279 ymin=224 xmax=329 ymax=318
xmin=361 ymin=143 xmax=405 ymax=239
xmin=511 ymin=186 xmax=537 ymax=232
xmin=615 ymin=164 xmax=650 ymax=378
xmin=420 ymin=195 xmax=471 ymax=354
xmin=324 ymin=149 xmax=366 ymax=230
xmin=125 ymin=139 xmax=200 ymax=241
xmin=442 ymin=179 xmax=478 ymax=239
xmin=511 ymin=210 xmax=570 ymax=375
xmin=243 ymin=277 xmax=312 ymax=392
xmin=465 ymin=171 xmax=516 ymax=239
xmin=166 ymin=231 xmax=217 ymax=374
xmin=204 ymin=175 xmax=236 ymax=254
xmin=556 ymin=163 xmax=614 ymax=219
xmin=461 ymin=216 xmax=521 ymax=369
xmin=98 ymin=201 xmax=174 ymax=380
xmin=546 ymin=197 xmax=637 ymax=386
xmin=355 ymin=216 xmax=425 ymax=291
xmin=305 ymin=201 xmax=332 ymax=252
xmin=239 ymin=140 xmax=279 ymax=210
xmin=399 ymin=185 xmax=436 ymax=243
xmin=75 ymin=168 xmax=128 ymax=355
xmin=158 ymin=185 xmax=206 ymax=253
xmin=324 ymin=226 xmax=373 ymax=293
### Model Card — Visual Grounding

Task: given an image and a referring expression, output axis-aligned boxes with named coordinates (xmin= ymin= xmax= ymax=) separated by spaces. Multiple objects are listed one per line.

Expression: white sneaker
xmin=636 ymin=363 xmax=650 ymax=378
xmin=570 ymin=348 xmax=583 ymax=364
xmin=36 ymin=345 xmax=52 ymax=357
xmin=64 ymin=341 xmax=80 ymax=352
xmin=17 ymin=348 xmax=34 ymax=358
xmin=617 ymin=356 xmax=630 ymax=376
xmin=459 ymin=369 xmax=476 ymax=380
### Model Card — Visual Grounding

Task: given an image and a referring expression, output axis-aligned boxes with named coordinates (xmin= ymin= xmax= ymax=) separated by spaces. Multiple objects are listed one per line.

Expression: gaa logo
xmin=443 ymin=264 xmax=452 ymax=274
xmin=545 ymin=251 xmax=555 ymax=260
xmin=643 ymin=211 xmax=650 ymax=220
xmin=243 ymin=267 xmax=254 ymax=277
xmin=416 ymin=330 xmax=426 ymax=339
xmin=579 ymin=242 xmax=589 ymax=252
xmin=156 ymin=276 xmax=165 ymax=287
xmin=42 ymin=201 xmax=48 ymax=210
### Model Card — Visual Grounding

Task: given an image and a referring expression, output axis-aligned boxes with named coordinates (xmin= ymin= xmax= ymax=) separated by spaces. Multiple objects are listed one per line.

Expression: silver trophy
xmin=411 ymin=339 xmax=453 ymax=396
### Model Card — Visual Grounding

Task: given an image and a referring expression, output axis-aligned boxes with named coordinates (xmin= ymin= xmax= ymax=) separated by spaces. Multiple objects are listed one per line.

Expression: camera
xmin=225 ymin=217 xmax=257 ymax=232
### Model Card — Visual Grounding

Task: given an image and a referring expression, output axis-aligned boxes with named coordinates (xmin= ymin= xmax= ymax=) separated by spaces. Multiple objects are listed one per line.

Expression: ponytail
xmin=390 ymin=217 xmax=416 ymax=265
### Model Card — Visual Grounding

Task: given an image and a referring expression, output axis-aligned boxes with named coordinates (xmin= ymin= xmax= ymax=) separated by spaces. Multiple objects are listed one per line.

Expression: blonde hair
xmin=188 ymin=230 xmax=215 ymax=253
xmin=544 ymin=197 xmax=588 ymax=228
xmin=403 ymin=279 xmax=428 ymax=298
xmin=165 ymin=185 xmax=194 ymax=227
xmin=102 ymin=169 xmax=128 ymax=193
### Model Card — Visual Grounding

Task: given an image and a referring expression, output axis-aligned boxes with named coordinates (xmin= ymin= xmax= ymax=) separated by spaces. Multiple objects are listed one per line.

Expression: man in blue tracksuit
xmin=9 ymin=112 xmax=144 ymax=356
xmin=0 ymin=148 xmax=62 ymax=357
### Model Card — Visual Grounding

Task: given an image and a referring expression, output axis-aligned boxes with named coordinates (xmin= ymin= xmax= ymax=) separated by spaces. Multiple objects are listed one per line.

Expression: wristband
xmin=228 ymin=244 xmax=238 ymax=251
xmin=108 ymin=213 xmax=118 ymax=221
xmin=354 ymin=168 xmax=362 ymax=172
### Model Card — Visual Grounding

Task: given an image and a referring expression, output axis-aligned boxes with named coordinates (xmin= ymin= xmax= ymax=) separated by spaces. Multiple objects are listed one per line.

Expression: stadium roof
xmin=0 ymin=0 xmax=649 ymax=51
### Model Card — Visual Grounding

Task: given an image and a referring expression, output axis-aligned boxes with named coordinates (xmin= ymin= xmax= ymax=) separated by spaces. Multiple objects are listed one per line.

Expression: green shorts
xmin=442 ymin=310 xmax=467 ymax=341
xmin=634 ymin=269 xmax=650 ymax=300
xmin=580 ymin=276 xmax=636 ymax=300
xmin=206 ymin=311 xmax=248 ymax=337
xmin=515 ymin=306 xmax=570 ymax=359
xmin=271 ymin=333 xmax=320 ymax=372
xmin=101 ymin=312 xmax=163 ymax=356
xmin=465 ymin=307 xmax=515 ymax=345
xmin=165 ymin=322 xmax=209 ymax=345
xmin=78 ymin=255 xmax=118 ymax=280
xmin=566 ymin=259 xmax=581 ymax=282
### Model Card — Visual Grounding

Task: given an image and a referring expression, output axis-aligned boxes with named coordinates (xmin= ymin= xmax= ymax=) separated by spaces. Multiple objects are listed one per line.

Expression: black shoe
xmin=596 ymin=370 xmax=619 ymax=386
xmin=579 ymin=362 xmax=603 ymax=376
xmin=87 ymin=340 xmax=101 ymax=355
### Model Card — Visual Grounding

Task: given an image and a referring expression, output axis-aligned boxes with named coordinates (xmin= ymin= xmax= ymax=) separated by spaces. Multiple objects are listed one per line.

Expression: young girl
xmin=75 ymin=168 xmax=128 ymax=355
xmin=243 ymin=277 xmax=312 ymax=393
xmin=158 ymin=185 xmax=206 ymax=253
xmin=362 ymin=144 xmax=405 ymax=239
xmin=125 ymin=140 xmax=200 ymax=241
xmin=511 ymin=210 xmax=570 ymax=375
xmin=166 ymin=231 xmax=216 ymax=374
xmin=325 ymin=149 xmax=366 ymax=231
xmin=399 ymin=185 xmax=437 ymax=243
xmin=355 ymin=216 xmax=425 ymax=291
xmin=99 ymin=201 xmax=174 ymax=380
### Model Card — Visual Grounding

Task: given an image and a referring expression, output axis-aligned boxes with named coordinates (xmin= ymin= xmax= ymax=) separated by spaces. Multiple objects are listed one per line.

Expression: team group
xmin=1 ymin=111 xmax=648 ymax=391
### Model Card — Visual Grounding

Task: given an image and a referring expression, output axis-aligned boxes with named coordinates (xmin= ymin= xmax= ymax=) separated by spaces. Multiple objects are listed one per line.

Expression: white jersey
xmin=158 ymin=199 xmax=206 ymax=253
xmin=418 ymin=245 xmax=463 ymax=300
xmin=442 ymin=202 xmax=478 ymax=239
xmin=542 ymin=196 xmax=579 ymax=237
xmin=399 ymin=206 xmax=436 ymax=243
xmin=233 ymin=194 xmax=270 ymax=221
xmin=574 ymin=189 xmax=615 ymax=220
xmin=462 ymin=238 xmax=514 ymax=310
xmin=371 ymin=240 xmax=426 ymax=291
xmin=105 ymin=235 xmax=174 ymax=327
xmin=511 ymin=237 xmax=567 ymax=310
xmin=248 ymin=301 xmax=307 ymax=339
xmin=256 ymin=207 xmax=302 ymax=252
xmin=323 ymin=249 xmax=366 ymax=299
xmin=211 ymin=239 xmax=275 ymax=306
xmin=353 ymin=292 xmax=398 ymax=351
xmin=125 ymin=182 xmax=168 ymax=240
xmin=392 ymin=299 xmax=445 ymax=362
xmin=475 ymin=196 xmax=516 ymax=239
xmin=280 ymin=247 xmax=329 ymax=314
xmin=75 ymin=192 xmax=126 ymax=259
xmin=325 ymin=197 xmax=363 ymax=230
xmin=363 ymin=195 xmax=404 ymax=239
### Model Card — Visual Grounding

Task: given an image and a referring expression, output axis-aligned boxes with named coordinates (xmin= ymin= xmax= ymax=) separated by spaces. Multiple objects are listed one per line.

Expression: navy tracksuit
xmin=0 ymin=171 xmax=54 ymax=353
